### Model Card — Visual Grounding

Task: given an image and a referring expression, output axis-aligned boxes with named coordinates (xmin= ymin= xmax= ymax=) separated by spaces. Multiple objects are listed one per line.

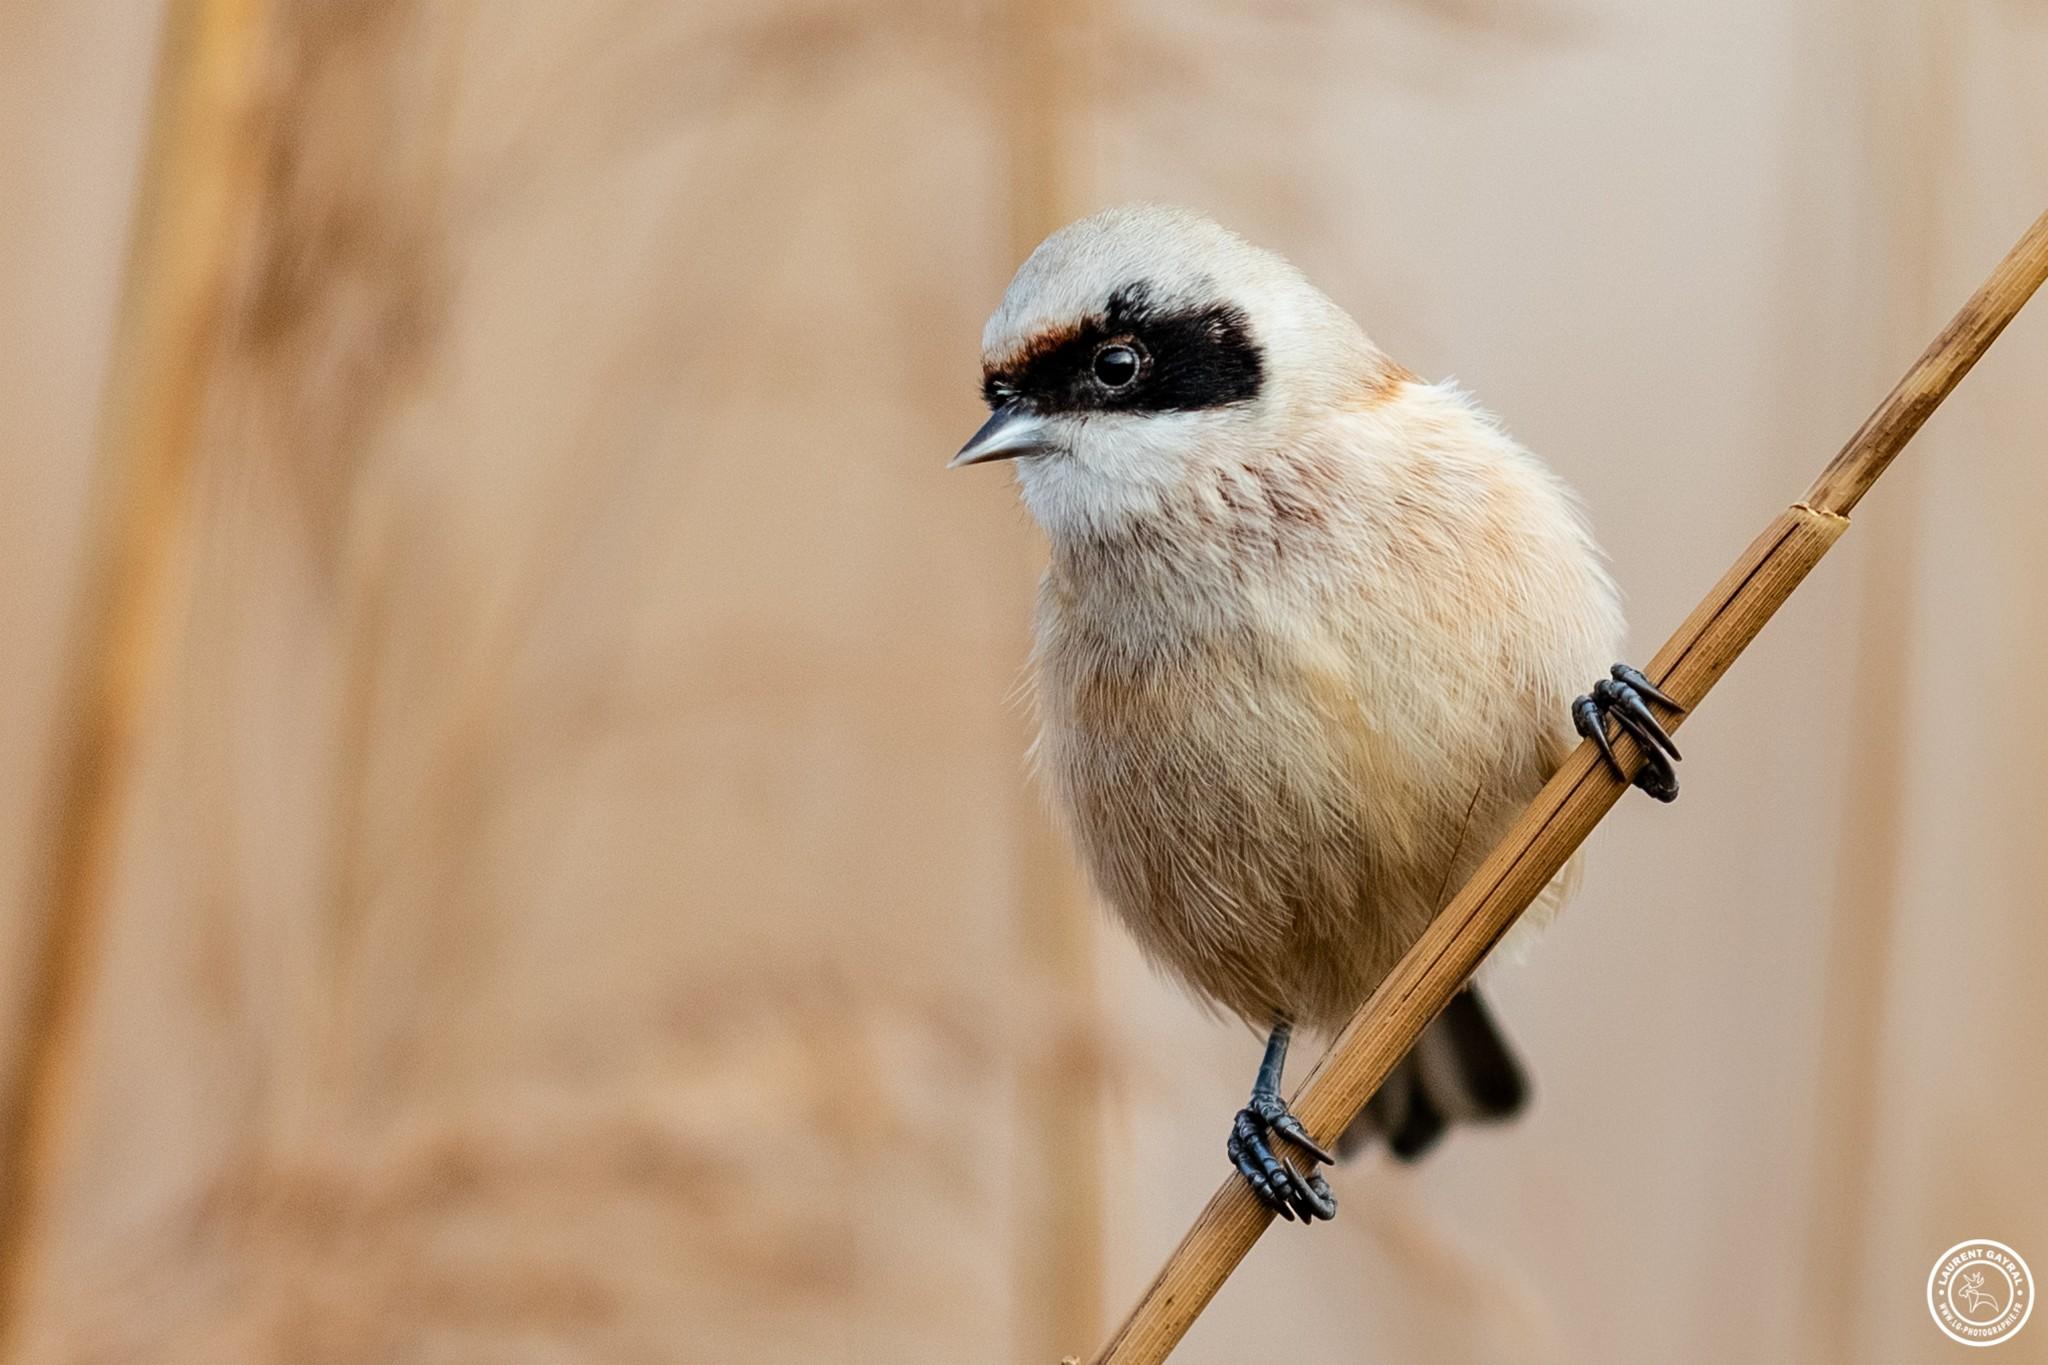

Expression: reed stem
xmin=1087 ymin=204 xmax=2048 ymax=1365
xmin=0 ymin=0 xmax=270 ymax=1343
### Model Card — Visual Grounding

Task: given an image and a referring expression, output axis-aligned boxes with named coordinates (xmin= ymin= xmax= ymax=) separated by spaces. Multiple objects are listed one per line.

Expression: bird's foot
xmin=1573 ymin=662 xmax=1685 ymax=801
xmin=1227 ymin=1089 xmax=1337 ymax=1223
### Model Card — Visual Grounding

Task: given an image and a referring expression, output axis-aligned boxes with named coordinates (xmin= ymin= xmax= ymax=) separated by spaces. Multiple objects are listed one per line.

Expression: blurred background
xmin=3 ymin=1 xmax=2045 ymax=1362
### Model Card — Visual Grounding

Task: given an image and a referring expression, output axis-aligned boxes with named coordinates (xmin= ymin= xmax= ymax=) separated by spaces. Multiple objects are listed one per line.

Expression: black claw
xmin=1261 ymin=1104 xmax=1337 ymax=1166
xmin=1612 ymin=663 xmax=1684 ymax=713
xmin=1573 ymin=695 xmax=1621 ymax=778
xmin=1232 ymin=1109 xmax=1301 ymax=1219
xmin=1630 ymin=751 xmax=1680 ymax=802
xmin=1605 ymin=705 xmax=1679 ymax=799
xmin=1601 ymin=686 xmax=1678 ymax=764
xmin=1230 ymin=1025 xmax=1337 ymax=1222
xmin=1600 ymin=679 xmax=1681 ymax=760
xmin=1277 ymin=1165 xmax=1315 ymax=1220
xmin=1231 ymin=1098 xmax=1337 ymax=1223
xmin=1574 ymin=663 xmax=1685 ymax=801
xmin=1282 ymin=1159 xmax=1338 ymax=1221
xmin=1229 ymin=1131 xmax=1291 ymax=1217
xmin=1628 ymin=746 xmax=1679 ymax=801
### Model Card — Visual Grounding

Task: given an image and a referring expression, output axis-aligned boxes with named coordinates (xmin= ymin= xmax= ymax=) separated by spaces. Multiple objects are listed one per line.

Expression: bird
xmin=950 ymin=204 xmax=1681 ymax=1223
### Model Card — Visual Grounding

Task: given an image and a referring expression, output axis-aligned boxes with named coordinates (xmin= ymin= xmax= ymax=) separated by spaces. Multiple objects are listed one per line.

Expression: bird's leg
xmin=1225 ymin=1021 xmax=1337 ymax=1223
xmin=1573 ymin=662 xmax=1686 ymax=801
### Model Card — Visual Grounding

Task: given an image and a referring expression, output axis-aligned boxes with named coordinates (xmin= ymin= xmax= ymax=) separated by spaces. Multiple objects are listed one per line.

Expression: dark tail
xmin=1340 ymin=988 xmax=1529 ymax=1163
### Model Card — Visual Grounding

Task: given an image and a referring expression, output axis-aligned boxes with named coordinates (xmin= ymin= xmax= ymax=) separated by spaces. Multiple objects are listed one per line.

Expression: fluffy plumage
xmin=979 ymin=205 xmax=1621 ymax=1035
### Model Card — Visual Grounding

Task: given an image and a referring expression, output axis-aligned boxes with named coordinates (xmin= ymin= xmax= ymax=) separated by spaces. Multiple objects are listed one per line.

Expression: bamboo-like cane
xmin=1086 ymin=205 xmax=2048 ymax=1365
xmin=0 ymin=0 xmax=270 ymax=1343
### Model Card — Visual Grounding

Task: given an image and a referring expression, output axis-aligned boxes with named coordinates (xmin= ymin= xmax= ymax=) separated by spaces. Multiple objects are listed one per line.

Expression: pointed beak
xmin=950 ymin=403 xmax=1058 ymax=468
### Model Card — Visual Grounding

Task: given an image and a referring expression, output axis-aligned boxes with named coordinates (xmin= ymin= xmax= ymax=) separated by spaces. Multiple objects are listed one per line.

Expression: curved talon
xmin=1601 ymin=688 xmax=1672 ymax=762
xmin=1574 ymin=663 xmax=1684 ymax=802
xmin=1599 ymin=686 xmax=1680 ymax=800
xmin=1230 ymin=1023 xmax=1338 ymax=1223
xmin=1228 ymin=1130 xmax=1293 ymax=1219
xmin=1228 ymin=1136 xmax=1284 ymax=1217
xmin=1621 ymin=738 xmax=1679 ymax=802
xmin=1612 ymin=663 xmax=1684 ymax=713
xmin=1231 ymin=1109 xmax=1299 ymax=1219
xmin=1253 ymin=1095 xmax=1336 ymax=1165
xmin=1598 ymin=679 xmax=1680 ymax=759
xmin=1282 ymin=1159 xmax=1337 ymax=1221
xmin=1231 ymin=1100 xmax=1337 ymax=1222
xmin=1573 ymin=695 xmax=1618 ymax=773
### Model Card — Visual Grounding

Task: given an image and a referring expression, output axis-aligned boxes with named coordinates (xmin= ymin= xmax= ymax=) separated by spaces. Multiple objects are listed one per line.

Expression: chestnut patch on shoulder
xmin=1351 ymin=360 xmax=1420 ymax=408
xmin=982 ymin=282 xmax=1264 ymax=415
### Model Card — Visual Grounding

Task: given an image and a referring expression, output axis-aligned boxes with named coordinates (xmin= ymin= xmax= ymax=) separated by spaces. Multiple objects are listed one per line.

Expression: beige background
xmin=1 ymin=2 xmax=2044 ymax=1362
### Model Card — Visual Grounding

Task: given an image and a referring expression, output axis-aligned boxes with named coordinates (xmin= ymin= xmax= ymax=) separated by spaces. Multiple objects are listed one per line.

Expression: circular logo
xmin=1928 ymin=1240 xmax=2033 ymax=1347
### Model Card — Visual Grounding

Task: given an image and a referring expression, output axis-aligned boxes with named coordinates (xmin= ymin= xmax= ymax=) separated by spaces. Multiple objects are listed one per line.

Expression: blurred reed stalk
xmin=0 ymin=0 xmax=272 ymax=1341
xmin=1085 ymin=205 xmax=2048 ymax=1365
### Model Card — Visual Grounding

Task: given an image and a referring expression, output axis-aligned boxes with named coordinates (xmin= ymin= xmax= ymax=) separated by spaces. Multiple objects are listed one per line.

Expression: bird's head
xmin=953 ymin=204 xmax=1391 ymax=539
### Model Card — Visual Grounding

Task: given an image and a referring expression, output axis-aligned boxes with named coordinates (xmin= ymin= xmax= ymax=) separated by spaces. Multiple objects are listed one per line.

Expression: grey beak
xmin=950 ymin=403 xmax=1057 ymax=468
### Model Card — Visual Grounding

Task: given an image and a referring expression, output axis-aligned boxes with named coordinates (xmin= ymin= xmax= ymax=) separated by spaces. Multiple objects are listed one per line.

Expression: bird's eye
xmin=1092 ymin=341 xmax=1143 ymax=389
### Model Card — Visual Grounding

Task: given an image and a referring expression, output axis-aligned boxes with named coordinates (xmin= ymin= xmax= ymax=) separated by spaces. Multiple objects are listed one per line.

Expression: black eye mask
xmin=983 ymin=282 xmax=1266 ymax=416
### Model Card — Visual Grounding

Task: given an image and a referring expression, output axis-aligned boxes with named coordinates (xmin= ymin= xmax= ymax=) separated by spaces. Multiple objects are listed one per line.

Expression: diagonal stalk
xmin=1087 ymin=204 xmax=2048 ymax=1365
